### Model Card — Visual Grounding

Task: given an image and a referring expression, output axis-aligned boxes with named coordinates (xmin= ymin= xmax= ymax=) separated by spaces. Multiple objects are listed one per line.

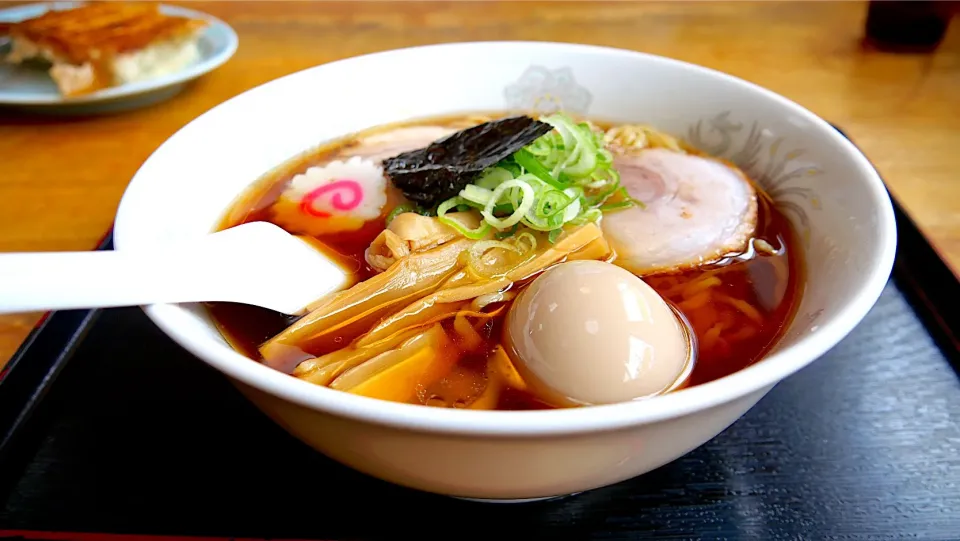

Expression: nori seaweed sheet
xmin=382 ymin=116 xmax=553 ymax=208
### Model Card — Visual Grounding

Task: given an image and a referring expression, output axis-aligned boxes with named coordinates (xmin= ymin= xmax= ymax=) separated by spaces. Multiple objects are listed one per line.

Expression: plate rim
xmin=0 ymin=2 xmax=238 ymax=105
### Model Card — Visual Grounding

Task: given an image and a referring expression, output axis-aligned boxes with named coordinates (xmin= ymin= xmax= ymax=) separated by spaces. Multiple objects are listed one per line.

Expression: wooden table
xmin=1 ymin=1 xmax=958 ymax=368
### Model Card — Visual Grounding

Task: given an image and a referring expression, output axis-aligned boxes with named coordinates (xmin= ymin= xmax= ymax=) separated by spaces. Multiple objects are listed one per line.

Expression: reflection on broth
xmin=207 ymin=112 xmax=803 ymax=411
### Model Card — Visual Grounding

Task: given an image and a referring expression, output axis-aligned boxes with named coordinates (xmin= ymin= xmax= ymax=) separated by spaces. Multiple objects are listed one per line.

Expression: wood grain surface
xmin=1 ymin=1 xmax=958 ymax=368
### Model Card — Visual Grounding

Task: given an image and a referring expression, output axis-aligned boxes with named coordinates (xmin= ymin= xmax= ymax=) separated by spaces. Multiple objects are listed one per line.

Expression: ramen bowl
xmin=114 ymin=42 xmax=896 ymax=502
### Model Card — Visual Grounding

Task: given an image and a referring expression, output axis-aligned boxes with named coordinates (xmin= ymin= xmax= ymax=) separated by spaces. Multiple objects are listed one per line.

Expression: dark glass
xmin=864 ymin=1 xmax=954 ymax=52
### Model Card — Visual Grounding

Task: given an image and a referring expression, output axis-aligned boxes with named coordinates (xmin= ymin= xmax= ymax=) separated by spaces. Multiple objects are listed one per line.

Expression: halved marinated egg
xmin=504 ymin=260 xmax=695 ymax=406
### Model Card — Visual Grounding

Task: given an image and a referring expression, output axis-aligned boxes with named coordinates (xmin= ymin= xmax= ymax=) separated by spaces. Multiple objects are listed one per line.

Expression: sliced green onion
xmin=561 ymin=196 xmax=582 ymax=223
xmin=495 ymin=223 xmax=520 ymax=239
xmin=588 ymin=166 xmax=620 ymax=186
xmin=497 ymin=159 xmax=523 ymax=178
xmin=599 ymin=200 xmax=636 ymax=212
xmin=492 ymin=203 xmax=514 ymax=215
xmin=597 ymin=146 xmax=614 ymax=166
xmin=424 ymin=112 xmax=645 ymax=240
xmin=475 ymin=167 xmax=515 ymax=190
xmin=586 ymin=177 xmax=624 ymax=206
xmin=514 ymin=149 xmax=566 ymax=190
xmin=460 ymin=184 xmax=495 ymax=206
xmin=438 ymin=197 xmax=491 ymax=239
xmin=481 ymin=179 xmax=536 ymax=230
xmin=436 ymin=197 xmax=460 ymax=215
xmin=521 ymin=212 xmax=565 ymax=232
xmin=513 ymin=231 xmax=537 ymax=254
xmin=537 ymin=189 xmax=573 ymax=218
xmin=525 ymin=133 xmax=564 ymax=170
xmin=617 ymin=187 xmax=644 ymax=208
xmin=543 ymin=114 xmax=598 ymax=177
xmin=386 ymin=204 xmax=415 ymax=225
xmin=569 ymin=208 xmax=603 ymax=225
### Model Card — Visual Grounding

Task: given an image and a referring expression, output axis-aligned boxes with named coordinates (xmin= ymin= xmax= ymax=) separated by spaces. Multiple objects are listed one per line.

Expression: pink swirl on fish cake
xmin=299 ymin=180 xmax=364 ymax=218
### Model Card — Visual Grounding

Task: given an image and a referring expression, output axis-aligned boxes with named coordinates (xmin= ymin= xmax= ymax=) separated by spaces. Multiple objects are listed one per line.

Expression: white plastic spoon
xmin=0 ymin=221 xmax=351 ymax=316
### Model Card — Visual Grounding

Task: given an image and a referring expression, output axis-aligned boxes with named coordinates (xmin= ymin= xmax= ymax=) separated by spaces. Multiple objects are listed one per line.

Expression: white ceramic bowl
xmin=114 ymin=42 xmax=896 ymax=502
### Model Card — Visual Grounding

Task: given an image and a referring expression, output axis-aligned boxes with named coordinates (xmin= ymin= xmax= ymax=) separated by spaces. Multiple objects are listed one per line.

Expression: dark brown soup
xmin=207 ymin=114 xmax=804 ymax=410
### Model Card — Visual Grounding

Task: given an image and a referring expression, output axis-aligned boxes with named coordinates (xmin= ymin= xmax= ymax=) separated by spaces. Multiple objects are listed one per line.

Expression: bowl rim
xmin=115 ymin=40 xmax=897 ymax=437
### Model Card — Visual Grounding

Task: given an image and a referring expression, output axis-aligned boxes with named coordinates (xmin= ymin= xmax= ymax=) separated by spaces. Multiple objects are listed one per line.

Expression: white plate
xmin=0 ymin=2 xmax=237 ymax=114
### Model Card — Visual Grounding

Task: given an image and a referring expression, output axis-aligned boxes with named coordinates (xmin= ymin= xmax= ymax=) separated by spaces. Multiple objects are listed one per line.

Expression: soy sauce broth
xmin=207 ymin=114 xmax=805 ymax=410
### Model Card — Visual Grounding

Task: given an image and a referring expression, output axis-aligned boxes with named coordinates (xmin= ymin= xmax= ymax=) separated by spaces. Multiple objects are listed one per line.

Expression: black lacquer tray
xmin=0 ymin=129 xmax=958 ymax=540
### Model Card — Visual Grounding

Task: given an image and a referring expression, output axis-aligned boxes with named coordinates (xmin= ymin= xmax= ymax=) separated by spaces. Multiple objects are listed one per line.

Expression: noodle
xmin=728 ymin=326 xmax=759 ymax=342
xmin=702 ymin=323 xmax=725 ymax=351
xmin=604 ymin=124 xmax=686 ymax=153
xmin=715 ymin=293 xmax=765 ymax=324
xmin=648 ymin=264 xmax=772 ymax=360
xmin=678 ymin=291 xmax=711 ymax=311
xmin=681 ymin=275 xmax=722 ymax=298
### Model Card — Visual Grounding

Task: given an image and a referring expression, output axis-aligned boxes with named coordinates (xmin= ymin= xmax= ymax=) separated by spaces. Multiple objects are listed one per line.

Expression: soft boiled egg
xmin=504 ymin=260 xmax=695 ymax=406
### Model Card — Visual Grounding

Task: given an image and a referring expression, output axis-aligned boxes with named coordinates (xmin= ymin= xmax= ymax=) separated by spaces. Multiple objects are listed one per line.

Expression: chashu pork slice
xmin=341 ymin=125 xmax=458 ymax=164
xmin=602 ymin=148 xmax=758 ymax=276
